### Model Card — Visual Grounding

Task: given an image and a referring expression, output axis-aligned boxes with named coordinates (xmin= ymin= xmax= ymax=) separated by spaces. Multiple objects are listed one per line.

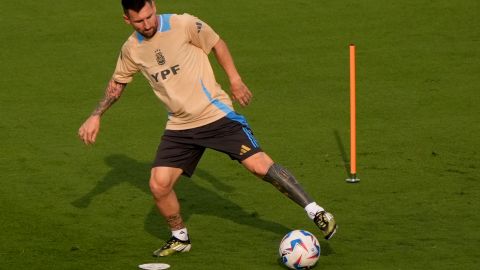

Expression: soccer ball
xmin=279 ymin=230 xmax=320 ymax=269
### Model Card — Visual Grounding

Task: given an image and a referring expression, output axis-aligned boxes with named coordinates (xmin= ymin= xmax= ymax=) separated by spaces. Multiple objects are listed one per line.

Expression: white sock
xmin=172 ymin=228 xmax=189 ymax=241
xmin=304 ymin=202 xmax=325 ymax=220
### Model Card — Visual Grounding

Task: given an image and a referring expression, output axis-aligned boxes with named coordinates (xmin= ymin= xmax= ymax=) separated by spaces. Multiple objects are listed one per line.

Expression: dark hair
xmin=121 ymin=0 xmax=153 ymax=14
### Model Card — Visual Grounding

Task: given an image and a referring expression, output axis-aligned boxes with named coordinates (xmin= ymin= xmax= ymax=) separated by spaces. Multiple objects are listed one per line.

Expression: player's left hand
xmin=230 ymin=79 xmax=252 ymax=107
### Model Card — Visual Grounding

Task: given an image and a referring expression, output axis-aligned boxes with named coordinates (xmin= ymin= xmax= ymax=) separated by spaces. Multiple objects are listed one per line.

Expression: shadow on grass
xmin=72 ymin=154 xmax=291 ymax=240
xmin=334 ymin=129 xmax=350 ymax=177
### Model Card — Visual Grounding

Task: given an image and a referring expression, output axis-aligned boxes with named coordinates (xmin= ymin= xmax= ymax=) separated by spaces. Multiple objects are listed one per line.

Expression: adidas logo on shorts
xmin=239 ymin=145 xmax=251 ymax=155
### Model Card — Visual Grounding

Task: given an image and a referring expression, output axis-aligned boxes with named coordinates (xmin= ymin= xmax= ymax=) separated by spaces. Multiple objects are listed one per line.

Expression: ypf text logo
xmin=150 ymin=65 xmax=180 ymax=82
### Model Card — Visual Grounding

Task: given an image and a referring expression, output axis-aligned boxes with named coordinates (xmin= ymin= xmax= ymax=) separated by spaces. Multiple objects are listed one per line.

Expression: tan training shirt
xmin=112 ymin=13 xmax=234 ymax=130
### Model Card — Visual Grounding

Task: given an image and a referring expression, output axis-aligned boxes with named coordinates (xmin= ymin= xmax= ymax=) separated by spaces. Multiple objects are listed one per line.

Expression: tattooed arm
xmin=91 ymin=79 xmax=126 ymax=116
xmin=78 ymin=79 xmax=126 ymax=145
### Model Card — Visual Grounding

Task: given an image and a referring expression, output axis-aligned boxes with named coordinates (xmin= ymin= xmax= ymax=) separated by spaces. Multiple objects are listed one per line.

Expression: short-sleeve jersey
xmin=112 ymin=14 xmax=234 ymax=130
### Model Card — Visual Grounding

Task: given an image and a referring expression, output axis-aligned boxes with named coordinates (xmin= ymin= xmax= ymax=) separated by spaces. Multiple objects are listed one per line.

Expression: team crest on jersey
xmin=155 ymin=49 xmax=166 ymax=65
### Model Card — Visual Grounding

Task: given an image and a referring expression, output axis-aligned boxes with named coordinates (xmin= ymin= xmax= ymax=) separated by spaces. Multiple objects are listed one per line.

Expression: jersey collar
xmin=136 ymin=14 xmax=172 ymax=43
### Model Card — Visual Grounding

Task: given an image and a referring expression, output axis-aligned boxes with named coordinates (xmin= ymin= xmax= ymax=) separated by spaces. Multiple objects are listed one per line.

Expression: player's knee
xmin=251 ymin=162 xmax=271 ymax=177
xmin=242 ymin=152 xmax=274 ymax=177
xmin=149 ymin=171 xmax=173 ymax=198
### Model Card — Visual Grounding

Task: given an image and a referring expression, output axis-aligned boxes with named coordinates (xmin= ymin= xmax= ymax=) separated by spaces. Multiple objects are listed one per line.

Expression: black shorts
xmin=152 ymin=113 xmax=262 ymax=177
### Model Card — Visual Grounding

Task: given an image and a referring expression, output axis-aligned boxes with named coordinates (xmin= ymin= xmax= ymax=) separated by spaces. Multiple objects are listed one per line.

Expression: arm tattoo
xmin=166 ymin=214 xmax=185 ymax=230
xmin=91 ymin=80 xmax=126 ymax=116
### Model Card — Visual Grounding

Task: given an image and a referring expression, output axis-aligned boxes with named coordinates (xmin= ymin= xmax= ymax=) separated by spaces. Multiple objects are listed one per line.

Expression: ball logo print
xmin=279 ymin=230 xmax=320 ymax=269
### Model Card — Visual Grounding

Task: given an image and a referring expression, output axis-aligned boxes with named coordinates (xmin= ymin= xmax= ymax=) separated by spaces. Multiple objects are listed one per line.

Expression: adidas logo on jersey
xmin=239 ymin=145 xmax=251 ymax=155
xmin=196 ymin=21 xmax=203 ymax=33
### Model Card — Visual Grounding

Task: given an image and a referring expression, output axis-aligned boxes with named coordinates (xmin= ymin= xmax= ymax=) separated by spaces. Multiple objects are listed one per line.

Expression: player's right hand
xmin=78 ymin=115 xmax=101 ymax=145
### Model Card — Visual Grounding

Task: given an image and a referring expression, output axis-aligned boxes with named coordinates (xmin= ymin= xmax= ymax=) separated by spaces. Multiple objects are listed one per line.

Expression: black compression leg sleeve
xmin=262 ymin=163 xmax=313 ymax=208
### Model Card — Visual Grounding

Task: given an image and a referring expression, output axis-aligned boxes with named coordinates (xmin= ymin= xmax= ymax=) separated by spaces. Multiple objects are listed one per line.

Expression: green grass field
xmin=1 ymin=0 xmax=479 ymax=269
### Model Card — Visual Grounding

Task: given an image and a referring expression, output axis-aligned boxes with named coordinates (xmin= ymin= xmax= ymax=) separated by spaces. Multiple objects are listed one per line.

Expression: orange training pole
xmin=347 ymin=44 xmax=360 ymax=183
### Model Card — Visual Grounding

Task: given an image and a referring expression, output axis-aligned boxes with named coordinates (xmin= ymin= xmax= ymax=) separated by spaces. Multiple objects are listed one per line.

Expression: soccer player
xmin=78 ymin=0 xmax=337 ymax=257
